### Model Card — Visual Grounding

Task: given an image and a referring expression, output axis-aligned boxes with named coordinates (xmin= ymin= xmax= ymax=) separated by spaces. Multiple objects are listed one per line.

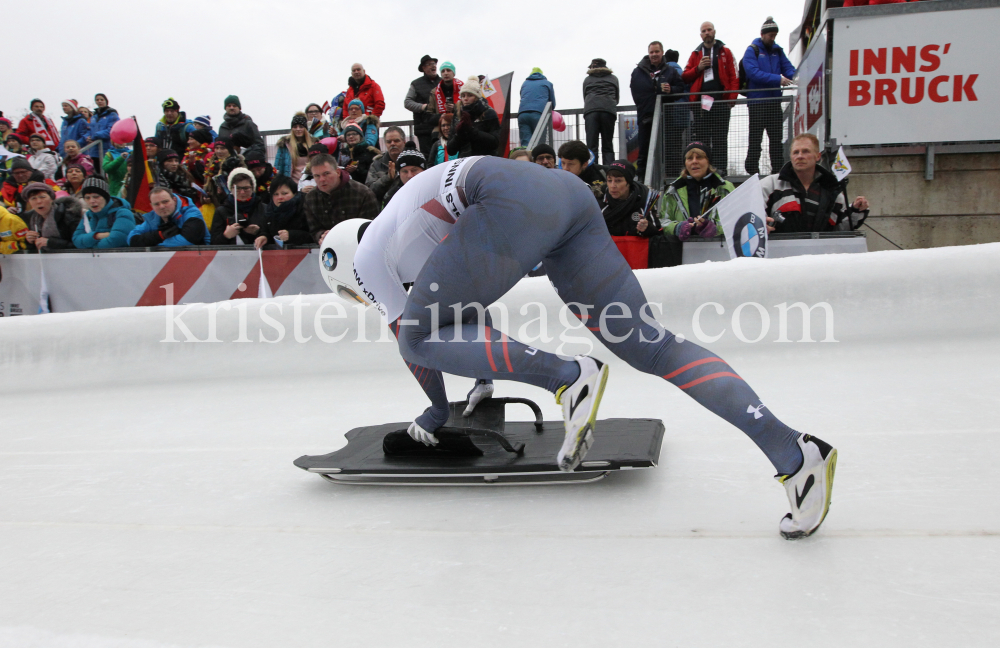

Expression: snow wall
xmin=3 ymin=243 xmax=998 ymax=391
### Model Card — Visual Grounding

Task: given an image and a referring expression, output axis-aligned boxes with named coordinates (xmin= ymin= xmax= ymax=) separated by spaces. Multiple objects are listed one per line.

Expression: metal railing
xmin=646 ymin=88 xmax=796 ymax=190
xmin=260 ymin=104 xmax=641 ymax=165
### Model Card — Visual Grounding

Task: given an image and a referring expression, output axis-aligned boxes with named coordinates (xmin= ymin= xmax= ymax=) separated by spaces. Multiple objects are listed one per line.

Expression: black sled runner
xmin=294 ymin=397 xmax=664 ymax=486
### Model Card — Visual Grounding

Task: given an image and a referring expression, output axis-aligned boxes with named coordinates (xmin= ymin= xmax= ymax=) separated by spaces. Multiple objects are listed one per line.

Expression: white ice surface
xmin=2 ymin=244 xmax=999 ymax=647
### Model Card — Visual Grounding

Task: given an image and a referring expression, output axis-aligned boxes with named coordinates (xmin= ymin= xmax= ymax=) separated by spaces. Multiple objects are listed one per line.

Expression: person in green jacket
xmin=659 ymin=141 xmax=734 ymax=241
xmin=72 ymin=176 xmax=136 ymax=249
xmin=102 ymin=145 xmax=131 ymax=198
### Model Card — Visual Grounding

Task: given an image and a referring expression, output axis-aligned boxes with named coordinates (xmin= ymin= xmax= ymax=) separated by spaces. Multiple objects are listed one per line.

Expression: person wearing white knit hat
xmin=449 ymin=76 xmax=501 ymax=157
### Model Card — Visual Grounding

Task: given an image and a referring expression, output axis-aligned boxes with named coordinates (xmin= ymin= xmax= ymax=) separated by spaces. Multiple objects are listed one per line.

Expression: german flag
xmin=125 ymin=118 xmax=154 ymax=213
xmin=484 ymin=72 xmax=514 ymax=158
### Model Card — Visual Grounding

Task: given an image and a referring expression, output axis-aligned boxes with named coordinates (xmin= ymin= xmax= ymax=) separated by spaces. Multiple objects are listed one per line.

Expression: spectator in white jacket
xmin=27 ymin=134 xmax=60 ymax=180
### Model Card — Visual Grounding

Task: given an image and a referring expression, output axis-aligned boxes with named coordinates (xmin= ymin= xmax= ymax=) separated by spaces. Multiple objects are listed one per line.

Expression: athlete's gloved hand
xmin=407 ymin=421 xmax=439 ymax=446
xmin=463 ymin=379 xmax=495 ymax=416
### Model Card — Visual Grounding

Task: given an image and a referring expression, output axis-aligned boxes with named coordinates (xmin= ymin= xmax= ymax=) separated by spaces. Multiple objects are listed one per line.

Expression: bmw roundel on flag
xmin=713 ymin=174 xmax=770 ymax=260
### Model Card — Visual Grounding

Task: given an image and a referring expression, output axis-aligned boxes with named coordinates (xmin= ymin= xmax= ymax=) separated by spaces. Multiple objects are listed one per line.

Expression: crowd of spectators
xmin=0 ymin=17 xmax=870 ymax=268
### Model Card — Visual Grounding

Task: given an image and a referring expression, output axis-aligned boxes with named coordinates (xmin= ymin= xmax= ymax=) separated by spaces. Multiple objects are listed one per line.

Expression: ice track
xmin=2 ymin=243 xmax=999 ymax=647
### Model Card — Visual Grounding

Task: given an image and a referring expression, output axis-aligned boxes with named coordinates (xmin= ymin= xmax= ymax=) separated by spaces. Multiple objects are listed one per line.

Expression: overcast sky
xmin=6 ymin=0 xmax=803 ymax=135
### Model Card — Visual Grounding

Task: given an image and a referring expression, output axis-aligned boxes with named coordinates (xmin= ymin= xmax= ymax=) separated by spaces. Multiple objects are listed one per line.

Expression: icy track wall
xmin=3 ymin=243 xmax=998 ymax=390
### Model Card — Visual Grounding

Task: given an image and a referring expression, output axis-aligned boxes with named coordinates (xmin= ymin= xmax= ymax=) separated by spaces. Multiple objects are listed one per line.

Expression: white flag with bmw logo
xmin=713 ymin=173 xmax=769 ymax=260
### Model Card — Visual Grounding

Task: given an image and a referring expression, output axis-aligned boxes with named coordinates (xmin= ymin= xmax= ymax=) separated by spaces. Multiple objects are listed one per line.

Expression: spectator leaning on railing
xmin=660 ymin=141 xmax=734 ymax=241
xmin=22 ymin=182 xmax=83 ymax=252
xmin=405 ymin=55 xmax=441 ymax=157
xmin=583 ymin=58 xmax=619 ymax=167
xmin=127 ymin=186 xmax=209 ymax=247
xmin=761 ymin=133 xmax=870 ymax=234
xmin=682 ymin=22 xmax=738 ymax=176
xmin=72 ymin=176 xmax=136 ymax=250
xmin=344 ymin=63 xmax=386 ymax=117
xmin=743 ymin=16 xmax=796 ymax=176
xmin=518 ymin=67 xmax=556 ymax=147
xmin=305 ymin=153 xmax=378 ymax=243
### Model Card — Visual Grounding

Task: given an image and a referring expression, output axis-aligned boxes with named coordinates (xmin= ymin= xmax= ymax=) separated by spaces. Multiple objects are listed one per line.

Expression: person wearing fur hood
xmin=446 ymin=77 xmax=500 ymax=158
xmin=583 ymin=59 xmax=620 ymax=166
xmin=211 ymin=167 xmax=266 ymax=245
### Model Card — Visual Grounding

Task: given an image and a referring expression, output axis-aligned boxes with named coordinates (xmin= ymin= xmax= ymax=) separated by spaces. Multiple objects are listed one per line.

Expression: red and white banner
xmin=0 ymin=249 xmax=326 ymax=316
xmin=830 ymin=6 xmax=1000 ymax=145
xmin=794 ymin=30 xmax=826 ymax=144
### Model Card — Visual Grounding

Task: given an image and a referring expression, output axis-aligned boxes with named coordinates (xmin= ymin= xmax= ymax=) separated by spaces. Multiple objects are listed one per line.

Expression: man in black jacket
xmin=404 ymin=55 xmax=440 ymax=157
xmin=630 ymin=41 xmax=683 ymax=182
xmin=558 ymin=140 xmax=606 ymax=202
xmin=218 ymin=95 xmax=266 ymax=160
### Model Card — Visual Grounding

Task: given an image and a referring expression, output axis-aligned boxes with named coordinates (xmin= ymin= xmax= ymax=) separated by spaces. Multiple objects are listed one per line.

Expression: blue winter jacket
xmin=72 ymin=197 xmax=136 ymax=249
xmin=90 ymin=107 xmax=121 ymax=154
xmin=126 ymin=194 xmax=209 ymax=247
xmin=519 ymin=72 xmax=556 ymax=114
xmin=58 ymin=113 xmax=91 ymax=156
xmin=744 ymin=38 xmax=796 ymax=100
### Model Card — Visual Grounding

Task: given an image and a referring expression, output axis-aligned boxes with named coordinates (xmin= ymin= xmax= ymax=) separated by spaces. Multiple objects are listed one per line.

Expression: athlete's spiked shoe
xmin=776 ymin=434 xmax=838 ymax=539
xmin=555 ymin=356 xmax=610 ymax=472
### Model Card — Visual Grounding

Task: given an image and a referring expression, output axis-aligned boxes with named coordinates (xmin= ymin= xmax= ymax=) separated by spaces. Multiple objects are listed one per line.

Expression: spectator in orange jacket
xmin=343 ymin=63 xmax=386 ymax=117
xmin=682 ymin=21 xmax=738 ymax=176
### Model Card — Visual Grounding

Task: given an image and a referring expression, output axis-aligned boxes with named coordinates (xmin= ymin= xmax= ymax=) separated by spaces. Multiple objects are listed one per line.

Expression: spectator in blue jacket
xmin=58 ymin=100 xmax=90 ymax=157
xmin=517 ymin=68 xmax=556 ymax=146
xmin=72 ymin=176 xmax=136 ymax=249
xmin=87 ymin=94 xmax=120 ymax=157
xmin=743 ymin=16 xmax=796 ymax=176
xmin=127 ymin=187 xmax=209 ymax=247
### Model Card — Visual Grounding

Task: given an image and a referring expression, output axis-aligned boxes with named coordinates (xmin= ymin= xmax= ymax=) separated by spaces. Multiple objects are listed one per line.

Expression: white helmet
xmin=317 ymin=219 xmax=371 ymax=305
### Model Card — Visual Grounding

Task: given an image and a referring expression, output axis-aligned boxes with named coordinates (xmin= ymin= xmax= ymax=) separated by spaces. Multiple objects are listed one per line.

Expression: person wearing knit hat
xmin=156 ymin=98 xmax=191 ymax=157
xmin=188 ymin=129 xmax=213 ymax=146
xmin=0 ymin=116 xmax=12 ymax=141
xmin=583 ymin=57 xmax=619 ymax=166
xmin=659 ymin=139 xmax=733 ymax=242
xmin=58 ymin=99 xmax=90 ymax=157
xmin=218 ymin=96 xmax=266 ymax=161
xmin=210 ymin=166 xmax=267 ymax=246
xmin=192 ymin=115 xmax=218 ymax=140
xmin=743 ymin=15 xmax=796 ymax=175
xmin=73 ymin=175 xmax=137 ymax=249
xmin=452 ymin=77 xmax=500 ymax=157
xmin=601 ymin=159 xmax=661 ymax=238
xmin=395 ymin=142 xmax=426 ymax=176
xmin=23 ymin=178 xmax=84 ymax=251
xmin=5 ymin=132 xmax=26 ymax=155
xmin=532 ymin=143 xmax=557 ymax=169
xmin=518 ymin=66 xmax=556 ymax=146
xmin=80 ymin=176 xmax=111 ymax=201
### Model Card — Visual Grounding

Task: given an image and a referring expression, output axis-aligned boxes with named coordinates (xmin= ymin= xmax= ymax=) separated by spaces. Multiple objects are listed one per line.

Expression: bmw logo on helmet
xmin=322 ymin=248 xmax=337 ymax=271
xmin=733 ymin=212 xmax=767 ymax=259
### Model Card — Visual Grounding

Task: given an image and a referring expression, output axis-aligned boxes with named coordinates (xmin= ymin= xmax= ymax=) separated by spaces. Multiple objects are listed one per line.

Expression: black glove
xmin=158 ymin=217 xmax=180 ymax=239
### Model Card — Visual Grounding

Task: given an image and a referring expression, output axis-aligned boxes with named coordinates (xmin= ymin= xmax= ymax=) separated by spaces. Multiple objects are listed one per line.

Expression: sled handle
xmin=499 ymin=397 xmax=544 ymax=431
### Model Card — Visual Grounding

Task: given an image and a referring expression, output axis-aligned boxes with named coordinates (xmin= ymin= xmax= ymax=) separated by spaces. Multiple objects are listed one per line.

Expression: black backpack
xmin=738 ymin=45 xmax=761 ymax=96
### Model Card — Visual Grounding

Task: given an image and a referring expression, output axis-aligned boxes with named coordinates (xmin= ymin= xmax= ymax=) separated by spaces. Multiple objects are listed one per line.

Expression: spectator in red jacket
xmin=682 ymin=21 xmax=738 ymax=176
xmin=344 ymin=63 xmax=386 ymax=117
xmin=16 ymin=99 xmax=60 ymax=151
